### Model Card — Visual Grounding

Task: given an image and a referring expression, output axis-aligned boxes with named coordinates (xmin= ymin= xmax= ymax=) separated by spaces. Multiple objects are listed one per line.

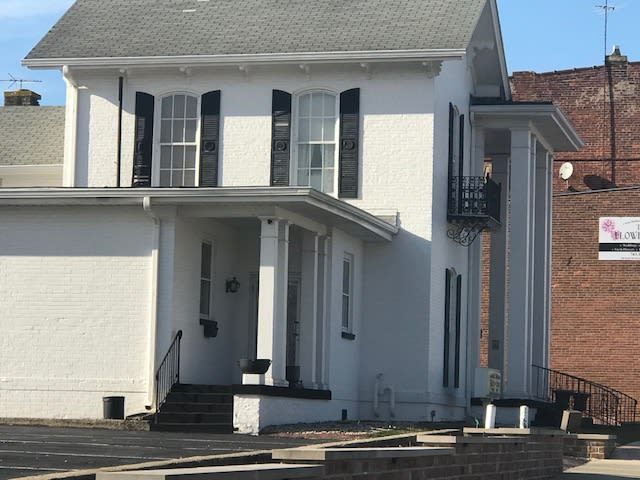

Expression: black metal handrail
xmin=532 ymin=364 xmax=638 ymax=426
xmin=448 ymin=176 xmax=501 ymax=224
xmin=155 ymin=330 xmax=182 ymax=414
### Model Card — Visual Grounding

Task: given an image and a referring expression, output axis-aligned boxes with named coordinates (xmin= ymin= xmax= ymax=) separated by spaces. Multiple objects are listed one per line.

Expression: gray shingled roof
xmin=0 ymin=107 xmax=65 ymax=166
xmin=26 ymin=0 xmax=486 ymax=60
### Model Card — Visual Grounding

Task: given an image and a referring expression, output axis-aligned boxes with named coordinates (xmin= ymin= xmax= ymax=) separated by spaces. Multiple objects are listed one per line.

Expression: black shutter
xmin=454 ymin=274 xmax=462 ymax=388
xmin=132 ymin=92 xmax=155 ymax=187
xmin=443 ymin=269 xmax=451 ymax=388
xmin=458 ymin=114 xmax=465 ymax=179
xmin=271 ymin=90 xmax=292 ymax=186
xmin=339 ymin=88 xmax=360 ymax=199
xmin=447 ymin=103 xmax=455 ymax=184
xmin=199 ymin=90 xmax=221 ymax=187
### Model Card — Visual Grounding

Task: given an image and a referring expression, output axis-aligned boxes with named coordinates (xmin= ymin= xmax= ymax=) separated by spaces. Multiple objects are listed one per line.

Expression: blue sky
xmin=1 ymin=0 xmax=639 ymax=106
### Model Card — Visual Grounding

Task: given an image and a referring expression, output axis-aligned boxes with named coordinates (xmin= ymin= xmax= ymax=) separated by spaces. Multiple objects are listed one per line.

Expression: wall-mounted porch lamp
xmin=225 ymin=277 xmax=240 ymax=293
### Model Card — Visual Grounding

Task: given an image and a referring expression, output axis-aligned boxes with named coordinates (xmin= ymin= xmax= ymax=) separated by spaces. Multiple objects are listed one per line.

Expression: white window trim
xmin=290 ymin=88 xmax=340 ymax=196
xmin=200 ymin=240 xmax=214 ymax=320
xmin=152 ymin=92 xmax=202 ymax=187
xmin=342 ymin=253 xmax=354 ymax=334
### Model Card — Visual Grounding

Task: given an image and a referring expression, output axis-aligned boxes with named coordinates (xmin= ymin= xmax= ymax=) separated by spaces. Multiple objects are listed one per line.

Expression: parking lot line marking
xmin=0 ymin=449 xmax=170 ymax=461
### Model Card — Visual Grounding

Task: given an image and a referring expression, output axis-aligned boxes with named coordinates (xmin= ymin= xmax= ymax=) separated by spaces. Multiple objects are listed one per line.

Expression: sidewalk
xmin=558 ymin=442 xmax=640 ymax=479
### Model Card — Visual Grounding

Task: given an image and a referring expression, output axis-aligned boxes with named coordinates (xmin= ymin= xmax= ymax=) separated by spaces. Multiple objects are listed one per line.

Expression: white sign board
xmin=599 ymin=217 xmax=640 ymax=260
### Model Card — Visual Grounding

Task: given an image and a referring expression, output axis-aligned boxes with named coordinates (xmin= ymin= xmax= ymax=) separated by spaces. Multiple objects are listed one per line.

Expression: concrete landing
xmin=613 ymin=442 xmax=640 ymax=461
xmin=558 ymin=460 xmax=640 ymax=479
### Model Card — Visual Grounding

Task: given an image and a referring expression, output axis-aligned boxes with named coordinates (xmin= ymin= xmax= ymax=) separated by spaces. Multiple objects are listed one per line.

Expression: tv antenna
xmin=0 ymin=73 xmax=43 ymax=90
xmin=596 ymin=1 xmax=616 ymax=59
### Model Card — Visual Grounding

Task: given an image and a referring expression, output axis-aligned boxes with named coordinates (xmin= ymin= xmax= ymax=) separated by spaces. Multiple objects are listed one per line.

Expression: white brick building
xmin=1 ymin=0 xmax=582 ymax=434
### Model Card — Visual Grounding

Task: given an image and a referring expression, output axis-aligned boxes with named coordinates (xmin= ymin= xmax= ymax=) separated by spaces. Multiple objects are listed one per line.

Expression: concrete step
xmin=166 ymin=392 xmax=233 ymax=404
xmin=161 ymin=402 xmax=233 ymax=414
xmin=156 ymin=412 xmax=233 ymax=425
xmin=150 ymin=423 xmax=235 ymax=434
xmin=172 ymin=384 xmax=233 ymax=394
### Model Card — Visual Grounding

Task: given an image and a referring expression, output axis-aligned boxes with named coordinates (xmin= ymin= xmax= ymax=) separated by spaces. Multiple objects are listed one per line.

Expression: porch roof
xmin=0 ymin=186 xmax=398 ymax=242
xmin=470 ymin=102 xmax=584 ymax=153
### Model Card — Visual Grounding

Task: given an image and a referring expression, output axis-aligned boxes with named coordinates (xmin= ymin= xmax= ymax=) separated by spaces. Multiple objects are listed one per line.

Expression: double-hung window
xmin=293 ymin=91 xmax=338 ymax=194
xmin=342 ymin=253 xmax=354 ymax=334
xmin=200 ymin=241 xmax=213 ymax=320
xmin=160 ymin=94 xmax=199 ymax=187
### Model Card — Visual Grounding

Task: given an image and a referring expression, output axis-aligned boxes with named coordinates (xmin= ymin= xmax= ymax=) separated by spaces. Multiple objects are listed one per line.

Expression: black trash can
xmin=103 ymin=396 xmax=125 ymax=420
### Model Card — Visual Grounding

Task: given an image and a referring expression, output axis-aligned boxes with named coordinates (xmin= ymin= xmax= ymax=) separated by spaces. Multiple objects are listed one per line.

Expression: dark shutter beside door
xmin=458 ymin=114 xmax=465 ymax=179
xmin=443 ymin=269 xmax=452 ymax=388
xmin=338 ymin=88 xmax=360 ymax=199
xmin=271 ymin=90 xmax=292 ymax=186
xmin=199 ymin=90 xmax=221 ymax=187
xmin=132 ymin=92 xmax=155 ymax=187
xmin=454 ymin=274 xmax=462 ymax=388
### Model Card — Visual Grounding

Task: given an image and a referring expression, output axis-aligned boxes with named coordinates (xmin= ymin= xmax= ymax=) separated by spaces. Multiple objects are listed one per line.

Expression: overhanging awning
xmin=0 ymin=186 xmax=398 ymax=243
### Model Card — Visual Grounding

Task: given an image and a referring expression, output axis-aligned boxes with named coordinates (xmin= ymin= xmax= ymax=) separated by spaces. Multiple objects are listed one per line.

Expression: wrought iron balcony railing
xmin=448 ymin=176 xmax=501 ymax=224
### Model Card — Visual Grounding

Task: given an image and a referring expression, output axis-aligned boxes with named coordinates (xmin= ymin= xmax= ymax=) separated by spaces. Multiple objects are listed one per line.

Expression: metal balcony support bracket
xmin=447 ymin=176 xmax=502 ymax=247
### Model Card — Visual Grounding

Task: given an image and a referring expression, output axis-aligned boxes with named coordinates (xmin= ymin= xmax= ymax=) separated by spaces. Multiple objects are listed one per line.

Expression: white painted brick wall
xmin=0 ymin=206 xmax=153 ymax=418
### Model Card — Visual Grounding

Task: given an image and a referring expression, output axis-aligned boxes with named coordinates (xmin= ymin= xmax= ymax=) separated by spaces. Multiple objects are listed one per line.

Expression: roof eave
xmin=22 ymin=49 xmax=467 ymax=69
xmin=471 ymin=103 xmax=585 ymax=152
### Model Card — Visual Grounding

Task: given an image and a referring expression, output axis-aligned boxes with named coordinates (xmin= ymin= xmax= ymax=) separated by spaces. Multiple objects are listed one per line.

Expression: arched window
xmin=293 ymin=90 xmax=338 ymax=194
xmin=159 ymin=94 xmax=199 ymax=187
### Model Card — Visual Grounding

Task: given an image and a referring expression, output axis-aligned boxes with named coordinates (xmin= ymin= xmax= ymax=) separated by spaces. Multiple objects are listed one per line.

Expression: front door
xmin=248 ymin=274 xmax=302 ymax=382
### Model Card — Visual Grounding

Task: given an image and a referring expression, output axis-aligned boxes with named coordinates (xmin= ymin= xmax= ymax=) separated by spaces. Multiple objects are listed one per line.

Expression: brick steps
xmin=153 ymin=384 xmax=234 ymax=433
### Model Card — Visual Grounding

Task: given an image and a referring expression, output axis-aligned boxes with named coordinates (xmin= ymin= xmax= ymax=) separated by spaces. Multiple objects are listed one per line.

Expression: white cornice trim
xmin=488 ymin=0 xmax=511 ymax=99
xmin=471 ymin=103 xmax=584 ymax=151
xmin=0 ymin=187 xmax=398 ymax=241
xmin=22 ymin=49 xmax=466 ymax=69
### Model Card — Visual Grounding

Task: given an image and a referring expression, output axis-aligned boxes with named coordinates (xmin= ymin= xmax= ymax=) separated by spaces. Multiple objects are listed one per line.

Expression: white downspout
xmin=143 ymin=196 xmax=160 ymax=409
xmin=62 ymin=65 xmax=78 ymax=187
xmin=386 ymin=386 xmax=396 ymax=418
xmin=373 ymin=373 xmax=382 ymax=417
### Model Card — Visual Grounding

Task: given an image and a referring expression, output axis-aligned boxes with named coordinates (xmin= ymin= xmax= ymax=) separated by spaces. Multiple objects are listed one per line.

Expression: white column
xmin=488 ymin=155 xmax=509 ymax=373
xmin=255 ymin=218 xmax=289 ymax=386
xmin=466 ymin=126 xmax=485 ymax=400
xmin=299 ymin=230 xmax=319 ymax=388
xmin=505 ymin=128 xmax=536 ymax=398
xmin=317 ymin=236 xmax=331 ymax=389
xmin=532 ymin=146 xmax=553 ymax=374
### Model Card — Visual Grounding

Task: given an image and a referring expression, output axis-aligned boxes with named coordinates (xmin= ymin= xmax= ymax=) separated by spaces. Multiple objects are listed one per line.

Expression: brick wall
xmin=550 ymin=189 xmax=640 ymax=402
xmin=511 ymin=57 xmax=640 ymax=192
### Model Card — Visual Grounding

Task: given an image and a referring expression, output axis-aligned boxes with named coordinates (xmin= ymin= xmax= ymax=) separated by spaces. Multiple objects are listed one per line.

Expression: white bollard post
xmin=484 ymin=404 xmax=496 ymax=429
xmin=519 ymin=405 xmax=530 ymax=429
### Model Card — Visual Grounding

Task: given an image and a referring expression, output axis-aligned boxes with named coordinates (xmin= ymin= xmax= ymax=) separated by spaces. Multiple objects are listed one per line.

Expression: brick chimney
xmin=3 ymin=89 xmax=41 ymax=106
xmin=606 ymin=45 xmax=628 ymax=65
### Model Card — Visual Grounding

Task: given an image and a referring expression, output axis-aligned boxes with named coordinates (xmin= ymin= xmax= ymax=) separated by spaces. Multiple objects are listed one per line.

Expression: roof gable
xmin=25 ymin=0 xmax=487 ymax=62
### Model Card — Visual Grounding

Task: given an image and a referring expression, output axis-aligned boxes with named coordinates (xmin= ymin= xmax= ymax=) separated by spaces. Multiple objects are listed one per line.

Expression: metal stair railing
xmin=155 ymin=330 xmax=183 ymax=415
xmin=533 ymin=364 xmax=638 ymax=426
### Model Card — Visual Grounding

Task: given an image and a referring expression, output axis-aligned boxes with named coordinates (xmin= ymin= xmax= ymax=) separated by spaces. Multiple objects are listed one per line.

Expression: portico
xmin=471 ymin=102 xmax=583 ymax=398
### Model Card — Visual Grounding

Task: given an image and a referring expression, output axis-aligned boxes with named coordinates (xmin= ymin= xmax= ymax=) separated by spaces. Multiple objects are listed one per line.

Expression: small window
xmin=159 ymin=94 xmax=199 ymax=187
xmin=293 ymin=91 xmax=338 ymax=193
xmin=199 ymin=241 xmax=213 ymax=319
xmin=342 ymin=254 xmax=354 ymax=333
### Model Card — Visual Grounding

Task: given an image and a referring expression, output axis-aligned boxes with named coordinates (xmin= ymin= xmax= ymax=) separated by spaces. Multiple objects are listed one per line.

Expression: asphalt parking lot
xmin=0 ymin=425 xmax=314 ymax=479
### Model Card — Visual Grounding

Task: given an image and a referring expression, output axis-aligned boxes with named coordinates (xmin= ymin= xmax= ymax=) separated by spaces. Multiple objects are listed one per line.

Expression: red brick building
xmin=481 ymin=48 xmax=640 ymax=405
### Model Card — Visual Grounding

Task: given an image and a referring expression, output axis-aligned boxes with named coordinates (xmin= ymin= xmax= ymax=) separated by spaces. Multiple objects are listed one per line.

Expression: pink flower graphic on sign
xmin=601 ymin=219 xmax=621 ymax=240
xmin=602 ymin=219 xmax=616 ymax=234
